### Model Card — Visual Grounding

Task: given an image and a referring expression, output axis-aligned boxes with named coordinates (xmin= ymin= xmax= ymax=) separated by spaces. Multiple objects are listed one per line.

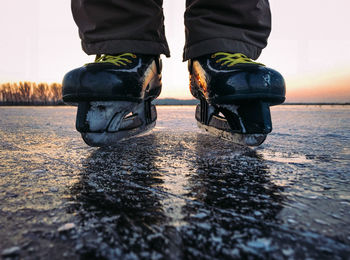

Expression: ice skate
xmin=62 ymin=53 xmax=162 ymax=147
xmin=189 ymin=52 xmax=286 ymax=146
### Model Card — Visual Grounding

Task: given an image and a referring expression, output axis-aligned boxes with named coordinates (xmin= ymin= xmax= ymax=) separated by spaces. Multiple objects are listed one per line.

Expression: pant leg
xmin=71 ymin=0 xmax=170 ymax=57
xmin=184 ymin=0 xmax=271 ymax=61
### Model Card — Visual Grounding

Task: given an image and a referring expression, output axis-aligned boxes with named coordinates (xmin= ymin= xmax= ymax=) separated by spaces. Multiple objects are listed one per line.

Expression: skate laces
xmin=94 ymin=53 xmax=137 ymax=66
xmin=211 ymin=52 xmax=264 ymax=67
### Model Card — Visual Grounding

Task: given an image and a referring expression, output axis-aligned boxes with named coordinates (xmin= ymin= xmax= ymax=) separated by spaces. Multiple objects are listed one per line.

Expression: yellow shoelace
xmin=95 ymin=53 xmax=137 ymax=66
xmin=211 ymin=52 xmax=264 ymax=67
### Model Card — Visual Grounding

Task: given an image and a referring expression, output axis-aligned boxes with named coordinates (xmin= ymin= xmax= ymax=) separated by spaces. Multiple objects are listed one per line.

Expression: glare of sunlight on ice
xmin=262 ymin=152 xmax=311 ymax=164
xmin=154 ymin=155 xmax=190 ymax=227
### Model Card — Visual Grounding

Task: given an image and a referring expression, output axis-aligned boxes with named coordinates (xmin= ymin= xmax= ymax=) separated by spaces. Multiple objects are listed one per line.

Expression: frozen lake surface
xmin=0 ymin=105 xmax=350 ymax=259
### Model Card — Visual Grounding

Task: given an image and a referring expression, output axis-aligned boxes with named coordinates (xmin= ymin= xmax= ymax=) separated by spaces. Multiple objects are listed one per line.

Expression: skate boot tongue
xmin=210 ymin=52 xmax=264 ymax=67
xmin=93 ymin=53 xmax=138 ymax=67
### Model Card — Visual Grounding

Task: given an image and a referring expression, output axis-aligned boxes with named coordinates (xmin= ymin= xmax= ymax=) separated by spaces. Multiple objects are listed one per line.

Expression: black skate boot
xmin=62 ymin=53 xmax=162 ymax=147
xmin=189 ymin=52 xmax=286 ymax=146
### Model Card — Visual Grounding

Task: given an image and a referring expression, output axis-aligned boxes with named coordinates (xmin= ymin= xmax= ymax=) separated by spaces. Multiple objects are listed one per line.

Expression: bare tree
xmin=0 ymin=81 xmax=63 ymax=105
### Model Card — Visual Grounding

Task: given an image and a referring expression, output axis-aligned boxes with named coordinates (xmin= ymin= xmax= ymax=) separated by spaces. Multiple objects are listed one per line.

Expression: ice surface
xmin=0 ymin=105 xmax=349 ymax=259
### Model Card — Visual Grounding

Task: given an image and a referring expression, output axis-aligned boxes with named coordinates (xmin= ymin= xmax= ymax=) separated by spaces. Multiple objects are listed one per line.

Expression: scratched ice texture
xmin=0 ymin=105 xmax=349 ymax=259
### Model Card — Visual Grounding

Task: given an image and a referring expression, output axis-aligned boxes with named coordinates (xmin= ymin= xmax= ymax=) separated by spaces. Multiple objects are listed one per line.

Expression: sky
xmin=1 ymin=0 xmax=350 ymax=102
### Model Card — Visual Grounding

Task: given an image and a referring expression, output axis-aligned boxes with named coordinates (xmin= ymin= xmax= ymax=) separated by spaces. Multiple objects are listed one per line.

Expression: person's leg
xmin=183 ymin=0 xmax=271 ymax=60
xmin=72 ymin=0 xmax=170 ymax=57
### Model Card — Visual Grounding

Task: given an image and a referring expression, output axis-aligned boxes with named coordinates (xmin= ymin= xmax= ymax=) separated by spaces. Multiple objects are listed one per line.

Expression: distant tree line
xmin=153 ymin=98 xmax=199 ymax=105
xmin=0 ymin=82 xmax=63 ymax=105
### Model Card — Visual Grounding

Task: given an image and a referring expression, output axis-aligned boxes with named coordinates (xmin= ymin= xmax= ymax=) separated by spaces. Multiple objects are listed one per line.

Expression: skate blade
xmin=197 ymin=121 xmax=266 ymax=146
xmin=76 ymin=101 xmax=157 ymax=147
xmin=81 ymin=121 xmax=156 ymax=147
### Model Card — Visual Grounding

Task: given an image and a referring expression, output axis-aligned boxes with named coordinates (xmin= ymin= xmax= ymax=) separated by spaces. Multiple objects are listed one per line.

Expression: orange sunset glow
xmin=286 ymin=68 xmax=350 ymax=103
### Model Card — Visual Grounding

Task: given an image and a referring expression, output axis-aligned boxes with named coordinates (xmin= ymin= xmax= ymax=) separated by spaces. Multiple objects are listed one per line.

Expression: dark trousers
xmin=72 ymin=0 xmax=271 ymax=61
